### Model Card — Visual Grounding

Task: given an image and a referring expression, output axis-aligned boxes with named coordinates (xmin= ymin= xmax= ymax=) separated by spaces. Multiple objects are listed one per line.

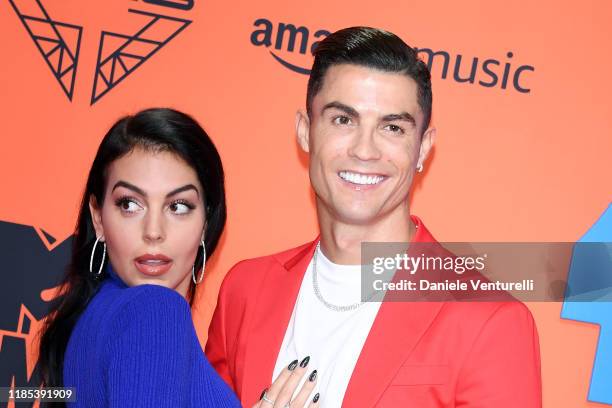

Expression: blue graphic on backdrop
xmin=562 ymin=203 xmax=612 ymax=405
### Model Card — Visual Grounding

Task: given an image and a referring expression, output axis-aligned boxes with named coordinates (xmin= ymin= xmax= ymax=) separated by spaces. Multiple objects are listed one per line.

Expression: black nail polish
xmin=309 ymin=370 xmax=318 ymax=382
xmin=300 ymin=356 xmax=310 ymax=368
xmin=260 ymin=388 xmax=268 ymax=400
xmin=313 ymin=393 xmax=320 ymax=403
xmin=288 ymin=359 xmax=299 ymax=371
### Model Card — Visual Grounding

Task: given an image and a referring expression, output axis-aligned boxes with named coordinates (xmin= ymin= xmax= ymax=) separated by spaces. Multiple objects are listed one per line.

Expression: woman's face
xmin=89 ymin=147 xmax=206 ymax=297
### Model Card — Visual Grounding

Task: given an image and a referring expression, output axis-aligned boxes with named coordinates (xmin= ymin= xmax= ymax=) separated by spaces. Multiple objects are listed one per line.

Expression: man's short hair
xmin=307 ymin=27 xmax=433 ymax=133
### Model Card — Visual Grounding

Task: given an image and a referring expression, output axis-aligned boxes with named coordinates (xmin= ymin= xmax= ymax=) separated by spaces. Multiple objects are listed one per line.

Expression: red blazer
xmin=205 ymin=216 xmax=542 ymax=407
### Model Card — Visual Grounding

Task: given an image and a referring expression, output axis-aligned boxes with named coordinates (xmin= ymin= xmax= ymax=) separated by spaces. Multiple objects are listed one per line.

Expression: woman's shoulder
xmin=110 ymin=283 xmax=191 ymax=323
xmin=94 ymin=284 xmax=196 ymax=361
xmin=87 ymin=282 xmax=193 ymax=339
xmin=113 ymin=282 xmax=189 ymax=308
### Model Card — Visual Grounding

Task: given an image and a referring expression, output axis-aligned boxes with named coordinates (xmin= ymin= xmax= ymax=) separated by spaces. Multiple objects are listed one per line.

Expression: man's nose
xmin=347 ymin=127 xmax=382 ymax=161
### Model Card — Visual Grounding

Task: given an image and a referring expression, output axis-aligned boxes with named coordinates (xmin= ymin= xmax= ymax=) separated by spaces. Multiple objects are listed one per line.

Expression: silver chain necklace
xmin=312 ymin=225 xmax=418 ymax=312
xmin=311 ymin=242 xmax=377 ymax=312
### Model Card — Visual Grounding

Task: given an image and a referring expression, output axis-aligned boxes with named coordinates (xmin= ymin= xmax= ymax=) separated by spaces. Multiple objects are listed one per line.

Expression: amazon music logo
xmin=249 ymin=18 xmax=535 ymax=93
xmin=416 ymin=48 xmax=534 ymax=93
xmin=250 ymin=18 xmax=330 ymax=74
xmin=8 ymin=0 xmax=194 ymax=105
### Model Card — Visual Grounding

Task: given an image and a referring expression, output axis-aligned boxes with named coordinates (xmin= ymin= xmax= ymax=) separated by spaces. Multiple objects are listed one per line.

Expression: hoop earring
xmin=192 ymin=239 xmax=206 ymax=284
xmin=90 ymin=236 xmax=106 ymax=275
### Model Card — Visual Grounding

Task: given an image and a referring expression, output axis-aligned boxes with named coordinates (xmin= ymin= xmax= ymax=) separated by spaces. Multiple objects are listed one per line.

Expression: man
xmin=205 ymin=27 xmax=541 ymax=407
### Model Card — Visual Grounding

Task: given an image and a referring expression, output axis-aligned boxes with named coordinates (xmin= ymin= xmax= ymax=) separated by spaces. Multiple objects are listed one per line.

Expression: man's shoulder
xmin=233 ymin=240 xmax=314 ymax=270
xmin=219 ymin=240 xmax=315 ymax=294
xmin=438 ymin=300 xmax=536 ymax=335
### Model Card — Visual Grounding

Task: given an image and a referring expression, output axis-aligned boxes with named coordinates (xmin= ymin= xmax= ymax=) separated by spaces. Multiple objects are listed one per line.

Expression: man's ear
xmin=88 ymin=195 xmax=105 ymax=241
xmin=296 ymin=110 xmax=310 ymax=153
xmin=417 ymin=126 xmax=436 ymax=169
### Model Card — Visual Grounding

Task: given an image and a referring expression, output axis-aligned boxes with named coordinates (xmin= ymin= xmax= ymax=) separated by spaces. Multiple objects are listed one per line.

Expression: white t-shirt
xmin=272 ymin=245 xmax=383 ymax=407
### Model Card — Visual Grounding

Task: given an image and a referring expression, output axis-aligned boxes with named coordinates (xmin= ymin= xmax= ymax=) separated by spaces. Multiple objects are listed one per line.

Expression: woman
xmin=38 ymin=108 xmax=240 ymax=407
xmin=38 ymin=107 xmax=319 ymax=407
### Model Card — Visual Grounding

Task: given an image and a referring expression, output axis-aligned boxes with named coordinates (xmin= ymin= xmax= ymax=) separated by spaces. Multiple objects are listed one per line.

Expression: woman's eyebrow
xmin=111 ymin=181 xmax=199 ymax=198
xmin=111 ymin=181 xmax=146 ymax=196
xmin=166 ymin=184 xmax=199 ymax=198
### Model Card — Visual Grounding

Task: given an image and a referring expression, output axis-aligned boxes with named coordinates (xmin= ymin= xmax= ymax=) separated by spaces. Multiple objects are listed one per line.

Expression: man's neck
xmin=317 ymin=203 xmax=415 ymax=265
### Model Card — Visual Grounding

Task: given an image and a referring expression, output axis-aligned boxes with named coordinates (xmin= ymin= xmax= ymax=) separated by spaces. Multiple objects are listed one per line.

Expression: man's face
xmin=297 ymin=63 xmax=434 ymax=225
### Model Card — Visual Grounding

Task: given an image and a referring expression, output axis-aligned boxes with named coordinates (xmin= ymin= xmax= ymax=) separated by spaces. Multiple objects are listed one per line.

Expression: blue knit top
xmin=63 ymin=263 xmax=241 ymax=407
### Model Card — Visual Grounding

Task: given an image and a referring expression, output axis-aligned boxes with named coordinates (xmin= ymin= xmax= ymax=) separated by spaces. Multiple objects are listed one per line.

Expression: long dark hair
xmin=38 ymin=108 xmax=227 ymax=394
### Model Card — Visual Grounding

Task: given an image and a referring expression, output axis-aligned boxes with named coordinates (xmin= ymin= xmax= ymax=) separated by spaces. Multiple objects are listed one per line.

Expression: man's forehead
xmin=313 ymin=64 xmax=422 ymax=118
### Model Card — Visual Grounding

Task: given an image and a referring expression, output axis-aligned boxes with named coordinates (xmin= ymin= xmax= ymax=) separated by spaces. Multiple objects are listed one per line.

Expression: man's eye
xmin=384 ymin=124 xmax=405 ymax=134
xmin=333 ymin=116 xmax=351 ymax=125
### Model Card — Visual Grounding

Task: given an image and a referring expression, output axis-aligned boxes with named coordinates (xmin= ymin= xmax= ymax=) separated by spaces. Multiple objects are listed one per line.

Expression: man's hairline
xmin=306 ymin=62 xmax=431 ymax=135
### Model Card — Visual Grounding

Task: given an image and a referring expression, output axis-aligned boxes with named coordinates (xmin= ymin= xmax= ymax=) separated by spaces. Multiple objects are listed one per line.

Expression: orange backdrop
xmin=1 ymin=0 xmax=611 ymax=407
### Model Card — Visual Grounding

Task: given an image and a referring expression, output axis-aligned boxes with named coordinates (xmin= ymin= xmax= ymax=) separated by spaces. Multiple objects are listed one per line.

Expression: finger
xmin=307 ymin=393 xmax=321 ymax=408
xmin=275 ymin=356 xmax=311 ymax=406
xmin=251 ymin=387 xmax=267 ymax=408
xmin=264 ymin=359 xmax=299 ymax=403
xmin=290 ymin=369 xmax=317 ymax=408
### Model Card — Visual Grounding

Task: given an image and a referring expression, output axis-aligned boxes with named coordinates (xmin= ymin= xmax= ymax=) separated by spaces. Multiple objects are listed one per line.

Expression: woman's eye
xmin=333 ymin=116 xmax=351 ymax=125
xmin=116 ymin=198 xmax=142 ymax=213
xmin=169 ymin=201 xmax=193 ymax=215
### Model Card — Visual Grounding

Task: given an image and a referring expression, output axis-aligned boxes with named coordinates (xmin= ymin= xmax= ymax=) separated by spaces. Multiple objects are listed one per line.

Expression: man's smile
xmin=338 ymin=170 xmax=387 ymax=186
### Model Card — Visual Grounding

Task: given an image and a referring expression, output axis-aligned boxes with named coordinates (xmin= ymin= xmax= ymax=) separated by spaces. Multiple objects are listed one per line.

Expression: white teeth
xmin=142 ymin=260 xmax=166 ymax=264
xmin=339 ymin=171 xmax=384 ymax=185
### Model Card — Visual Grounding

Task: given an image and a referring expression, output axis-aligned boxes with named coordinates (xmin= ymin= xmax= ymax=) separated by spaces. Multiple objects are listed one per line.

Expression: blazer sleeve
xmin=455 ymin=302 xmax=542 ymax=408
xmin=204 ymin=266 xmax=237 ymax=392
xmin=103 ymin=285 xmax=194 ymax=407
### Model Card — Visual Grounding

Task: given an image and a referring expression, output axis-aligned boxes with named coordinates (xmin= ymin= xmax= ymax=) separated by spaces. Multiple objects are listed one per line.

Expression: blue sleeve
xmin=103 ymin=285 xmax=194 ymax=407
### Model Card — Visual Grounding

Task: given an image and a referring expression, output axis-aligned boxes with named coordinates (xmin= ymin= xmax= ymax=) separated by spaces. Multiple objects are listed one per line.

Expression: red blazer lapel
xmin=240 ymin=238 xmax=319 ymax=405
xmin=342 ymin=216 xmax=444 ymax=407
xmin=342 ymin=300 xmax=444 ymax=407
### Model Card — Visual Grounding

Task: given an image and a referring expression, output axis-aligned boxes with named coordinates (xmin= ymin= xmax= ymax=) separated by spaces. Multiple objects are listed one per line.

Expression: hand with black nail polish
xmin=250 ymin=357 xmax=321 ymax=408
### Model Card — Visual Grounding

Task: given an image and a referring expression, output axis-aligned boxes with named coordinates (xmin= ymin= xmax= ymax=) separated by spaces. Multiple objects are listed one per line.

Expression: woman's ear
xmin=88 ymin=195 xmax=105 ymax=241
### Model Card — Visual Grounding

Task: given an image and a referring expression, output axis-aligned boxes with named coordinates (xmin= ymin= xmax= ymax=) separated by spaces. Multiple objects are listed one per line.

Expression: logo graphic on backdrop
xmin=7 ymin=0 xmax=82 ymax=101
xmin=250 ymin=18 xmax=330 ymax=75
xmin=8 ymin=0 xmax=193 ymax=105
xmin=250 ymin=18 xmax=535 ymax=93
xmin=91 ymin=8 xmax=190 ymax=104
xmin=561 ymin=204 xmax=612 ymax=405
xmin=0 ymin=222 xmax=69 ymax=404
